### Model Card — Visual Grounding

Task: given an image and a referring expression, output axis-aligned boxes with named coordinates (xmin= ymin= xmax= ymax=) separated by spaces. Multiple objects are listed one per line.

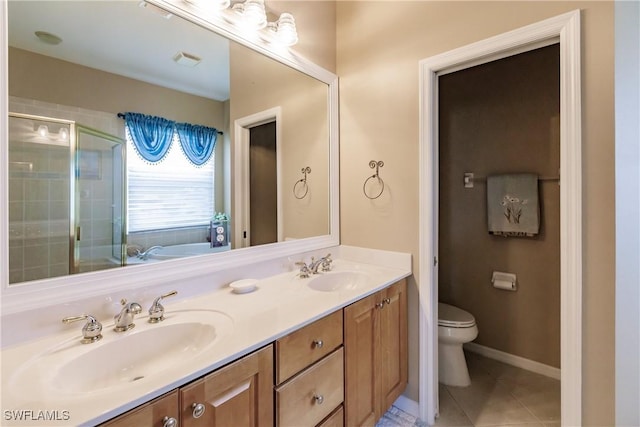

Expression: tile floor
xmin=434 ymin=351 xmax=561 ymax=427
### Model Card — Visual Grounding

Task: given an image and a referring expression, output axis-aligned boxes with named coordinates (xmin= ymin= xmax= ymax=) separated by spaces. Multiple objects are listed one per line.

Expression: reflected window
xmin=127 ymin=133 xmax=215 ymax=232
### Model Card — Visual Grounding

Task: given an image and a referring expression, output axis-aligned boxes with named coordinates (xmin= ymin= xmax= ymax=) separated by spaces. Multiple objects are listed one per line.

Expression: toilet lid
xmin=438 ymin=303 xmax=476 ymax=328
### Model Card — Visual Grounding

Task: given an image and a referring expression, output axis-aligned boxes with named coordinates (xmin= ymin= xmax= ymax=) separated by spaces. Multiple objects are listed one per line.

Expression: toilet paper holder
xmin=492 ymin=271 xmax=517 ymax=291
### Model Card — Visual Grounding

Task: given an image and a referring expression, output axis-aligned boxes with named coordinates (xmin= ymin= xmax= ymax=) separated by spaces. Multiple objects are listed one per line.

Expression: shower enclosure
xmin=8 ymin=113 xmax=125 ymax=284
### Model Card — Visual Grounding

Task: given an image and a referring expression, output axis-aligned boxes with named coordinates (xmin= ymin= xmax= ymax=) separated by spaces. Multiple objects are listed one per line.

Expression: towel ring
xmin=293 ymin=167 xmax=311 ymax=199
xmin=363 ymin=160 xmax=385 ymax=200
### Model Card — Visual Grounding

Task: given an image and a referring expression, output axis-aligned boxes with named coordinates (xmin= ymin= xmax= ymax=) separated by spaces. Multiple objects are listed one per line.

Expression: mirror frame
xmin=0 ymin=0 xmax=339 ymax=314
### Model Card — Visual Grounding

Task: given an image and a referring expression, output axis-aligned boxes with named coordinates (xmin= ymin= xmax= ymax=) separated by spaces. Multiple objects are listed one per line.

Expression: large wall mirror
xmin=0 ymin=0 xmax=338 ymax=303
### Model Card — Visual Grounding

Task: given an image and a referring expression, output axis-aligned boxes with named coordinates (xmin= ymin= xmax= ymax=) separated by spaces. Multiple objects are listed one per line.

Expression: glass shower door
xmin=74 ymin=125 xmax=125 ymax=273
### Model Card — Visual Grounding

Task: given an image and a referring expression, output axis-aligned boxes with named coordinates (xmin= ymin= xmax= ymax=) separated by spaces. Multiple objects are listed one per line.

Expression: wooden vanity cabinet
xmin=344 ymin=279 xmax=408 ymax=427
xmin=101 ymin=279 xmax=407 ymax=427
xmin=180 ymin=344 xmax=273 ymax=427
xmin=275 ymin=310 xmax=344 ymax=427
xmin=100 ymin=390 xmax=179 ymax=427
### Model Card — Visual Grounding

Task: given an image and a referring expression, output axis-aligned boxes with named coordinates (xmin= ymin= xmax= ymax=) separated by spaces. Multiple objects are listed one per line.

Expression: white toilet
xmin=438 ymin=302 xmax=478 ymax=387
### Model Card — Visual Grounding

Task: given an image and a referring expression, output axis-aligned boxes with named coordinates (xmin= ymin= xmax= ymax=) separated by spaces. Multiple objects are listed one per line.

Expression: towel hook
xmin=293 ymin=166 xmax=311 ymax=199
xmin=363 ymin=160 xmax=385 ymax=199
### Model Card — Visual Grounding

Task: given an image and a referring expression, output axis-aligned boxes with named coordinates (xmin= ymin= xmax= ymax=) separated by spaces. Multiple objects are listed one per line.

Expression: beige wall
xmin=336 ymin=2 xmax=615 ymax=424
xmin=229 ymin=42 xmax=330 ymax=243
xmin=439 ymin=45 xmax=561 ymax=368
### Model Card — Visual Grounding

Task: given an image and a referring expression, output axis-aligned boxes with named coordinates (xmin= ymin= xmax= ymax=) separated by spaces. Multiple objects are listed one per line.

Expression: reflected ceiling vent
xmin=173 ymin=51 xmax=202 ymax=67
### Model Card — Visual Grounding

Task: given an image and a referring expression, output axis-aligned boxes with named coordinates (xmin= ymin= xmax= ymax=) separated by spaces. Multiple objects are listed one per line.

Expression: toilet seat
xmin=438 ymin=303 xmax=476 ymax=328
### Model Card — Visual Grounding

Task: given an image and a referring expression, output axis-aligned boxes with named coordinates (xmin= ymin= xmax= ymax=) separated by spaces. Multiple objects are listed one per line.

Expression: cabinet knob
xmin=162 ymin=416 xmax=178 ymax=427
xmin=312 ymin=339 xmax=324 ymax=349
xmin=383 ymin=297 xmax=391 ymax=305
xmin=313 ymin=394 xmax=324 ymax=405
xmin=191 ymin=403 xmax=206 ymax=419
xmin=375 ymin=302 xmax=385 ymax=309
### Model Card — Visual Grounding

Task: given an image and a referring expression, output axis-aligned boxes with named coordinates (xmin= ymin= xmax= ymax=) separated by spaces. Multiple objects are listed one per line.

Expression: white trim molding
xmin=233 ymin=107 xmax=283 ymax=248
xmin=464 ymin=342 xmax=561 ymax=381
xmin=418 ymin=10 xmax=582 ymax=426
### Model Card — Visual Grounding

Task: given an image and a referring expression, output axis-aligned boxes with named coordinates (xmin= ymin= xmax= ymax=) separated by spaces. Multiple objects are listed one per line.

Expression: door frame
xmin=233 ymin=107 xmax=283 ymax=248
xmin=418 ymin=10 xmax=582 ymax=425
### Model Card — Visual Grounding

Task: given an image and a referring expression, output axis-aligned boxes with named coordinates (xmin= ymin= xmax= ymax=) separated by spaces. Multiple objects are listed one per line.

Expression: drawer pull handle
xmin=383 ymin=297 xmax=391 ymax=305
xmin=313 ymin=394 xmax=324 ymax=405
xmin=312 ymin=339 xmax=324 ymax=349
xmin=192 ymin=403 xmax=206 ymax=419
xmin=375 ymin=302 xmax=385 ymax=309
xmin=162 ymin=416 xmax=178 ymax=427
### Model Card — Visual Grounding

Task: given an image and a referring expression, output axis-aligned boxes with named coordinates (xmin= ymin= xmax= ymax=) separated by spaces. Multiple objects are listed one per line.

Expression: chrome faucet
xmin=114 ymin=299 xmax=142 ymax=332
xmin=148 ymin=290 xmax=178 ymax=323
xmin=136 ymin=245 xmax=163 ymax=260
xmin=297 ymin=253 xmax=333 ymax=278
xmin=62 ymin=314 xmax=103 ymax=344
xmin=309 ymin=253 xmax=333 ymax=274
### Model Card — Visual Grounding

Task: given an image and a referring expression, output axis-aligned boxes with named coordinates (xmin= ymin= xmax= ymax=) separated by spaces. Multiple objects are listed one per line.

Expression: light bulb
xmin=37 ymin=125 xmax=49 ymax=138
xmin=58 ymin=127 xmax=69 ymax=141
xmin=276 ymin=13 xmax=298 ymax=46
xmin=235 ymin=0 xmax=266 ymax=29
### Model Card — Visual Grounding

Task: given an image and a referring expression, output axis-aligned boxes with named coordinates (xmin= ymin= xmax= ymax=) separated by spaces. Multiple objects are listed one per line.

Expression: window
xmin=127 ymin=133 xmax=215 ymax=233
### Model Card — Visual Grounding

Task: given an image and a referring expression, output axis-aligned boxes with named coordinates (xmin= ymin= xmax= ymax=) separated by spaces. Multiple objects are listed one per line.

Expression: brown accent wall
xmin=438 ymin=45 xmax=560 ymax=368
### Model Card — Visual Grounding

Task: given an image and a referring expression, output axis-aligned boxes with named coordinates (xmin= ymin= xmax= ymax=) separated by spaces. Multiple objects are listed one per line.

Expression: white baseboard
xmin=464 ymin=342 xmax=561 ymax=380
xmin=393 ymin=394 xmax=420 ymax=419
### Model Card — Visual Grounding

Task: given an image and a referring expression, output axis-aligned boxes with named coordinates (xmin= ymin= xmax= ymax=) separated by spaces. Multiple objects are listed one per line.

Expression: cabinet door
xmin=180 ymin=345 xmax=274 ymax=427
xmin=378 ymin=279 xmax=408 ymax=413
xmin=344 ymin=292 xmax=379 ymax=427
xmin=100 ymin=390 xmax=179 ymax=427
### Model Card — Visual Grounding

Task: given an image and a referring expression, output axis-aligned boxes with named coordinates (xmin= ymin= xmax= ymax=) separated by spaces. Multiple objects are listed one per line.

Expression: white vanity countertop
xmin=0 ymin=258 xmax=411 ymax=426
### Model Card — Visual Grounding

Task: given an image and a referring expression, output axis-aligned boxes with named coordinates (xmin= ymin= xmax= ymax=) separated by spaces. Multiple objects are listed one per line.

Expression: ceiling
xmin=7 ymin=0 xmax=231 ymax=101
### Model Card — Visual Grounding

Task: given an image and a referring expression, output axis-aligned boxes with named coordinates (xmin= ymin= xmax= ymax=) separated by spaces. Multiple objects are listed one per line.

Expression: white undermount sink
xmin=306 ymin=271 xmax=372 ymax=292
xmin=8 ymin=309 xmax=233 ymax=396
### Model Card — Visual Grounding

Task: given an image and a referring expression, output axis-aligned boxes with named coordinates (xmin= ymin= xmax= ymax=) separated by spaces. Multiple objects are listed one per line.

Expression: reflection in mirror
xmin=6 ymin=0 xmax=331 ymax=285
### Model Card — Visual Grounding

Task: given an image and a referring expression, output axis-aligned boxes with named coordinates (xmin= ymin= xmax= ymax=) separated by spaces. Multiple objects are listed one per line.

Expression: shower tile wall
xmin=9 ymin=96 xmax=122 ymax=279
xmin=8 ymin=134 xmax=70 ymax=283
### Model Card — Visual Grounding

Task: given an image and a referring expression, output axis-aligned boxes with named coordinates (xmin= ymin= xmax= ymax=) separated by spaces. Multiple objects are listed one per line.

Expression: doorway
xmin=233 ymin=107 xmax=283 ymax=249
xmin=249 ymin=121 xmax=277 ymax=246
xmin=418 ymin=11 xmax=582 ymax=426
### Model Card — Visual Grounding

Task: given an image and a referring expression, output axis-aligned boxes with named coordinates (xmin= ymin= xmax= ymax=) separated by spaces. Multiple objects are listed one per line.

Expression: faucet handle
xmin=62 ymin=314 xmax=103 ymax=344
xmin=295 ymin=261 xmax=311 ymax=278
xmin=320 ymin=253 xmax=333 ymax=272
xmin=148 ymin=290 xmax=178 ymax=323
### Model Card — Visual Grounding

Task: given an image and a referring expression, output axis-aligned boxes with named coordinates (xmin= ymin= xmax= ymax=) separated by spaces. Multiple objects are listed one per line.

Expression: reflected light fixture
xmin=266 ymin=12 xmax=298 ymax=47
xmin=37 ymin=125 xmax=49 ymax=138
xmin=58 ymin=127 xmax=69 ymax=141
xmin=232 ymin=0 xmax=267 ymax=29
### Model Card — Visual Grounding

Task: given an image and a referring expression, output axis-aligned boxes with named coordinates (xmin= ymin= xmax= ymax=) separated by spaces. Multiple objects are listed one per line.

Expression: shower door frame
xmin=8 ymin=113 xmax=126 ymax=277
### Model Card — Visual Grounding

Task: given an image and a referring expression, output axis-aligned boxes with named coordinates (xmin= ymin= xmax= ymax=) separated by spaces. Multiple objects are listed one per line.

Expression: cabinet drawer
xmin=276 ymin=310 xmax=343 ymax=384
xmin=317 ymin=405 xmax=344 ymax=427
xmin=276 ymin=347 xmax=344 ymax=427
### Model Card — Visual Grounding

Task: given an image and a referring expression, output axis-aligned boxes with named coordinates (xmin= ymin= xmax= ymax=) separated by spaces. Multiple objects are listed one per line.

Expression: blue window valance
xmin=122 ymin=112 xmax=219 ymax=165
xmin=175 ymin=122 xmax=218 ymax=166
xmin=123 ymin=112 xmax=174 ymax=163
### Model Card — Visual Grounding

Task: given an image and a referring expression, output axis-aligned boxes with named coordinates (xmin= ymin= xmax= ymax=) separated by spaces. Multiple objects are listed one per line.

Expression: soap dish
xmin=229 ymin=279 xmax=258 ymax=294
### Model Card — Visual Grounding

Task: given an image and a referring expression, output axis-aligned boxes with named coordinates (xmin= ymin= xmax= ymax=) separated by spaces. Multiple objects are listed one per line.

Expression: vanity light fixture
xmin=184 ymin=0 xmax=230 ymax=12
xmin=266 ymin=12 xmax=298 ymax=46
xmin=231 ymin=0 xmax=267 ymax=30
